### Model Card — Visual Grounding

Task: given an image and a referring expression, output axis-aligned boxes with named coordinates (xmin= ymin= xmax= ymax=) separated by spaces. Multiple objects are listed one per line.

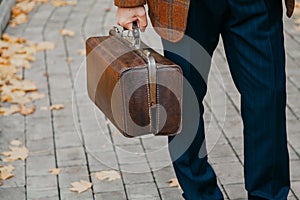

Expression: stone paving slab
xmin=0 ymin=0 xmax=15 ymax=35
xmin=0 ymin=0 xmax=299 ymax=199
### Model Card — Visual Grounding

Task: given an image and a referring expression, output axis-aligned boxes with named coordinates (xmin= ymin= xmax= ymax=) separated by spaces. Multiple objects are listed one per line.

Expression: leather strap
xmin=145 ymin=50 xmax=157 ymax=106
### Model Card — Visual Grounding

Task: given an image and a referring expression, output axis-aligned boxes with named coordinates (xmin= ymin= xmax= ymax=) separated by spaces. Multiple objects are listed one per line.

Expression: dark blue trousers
xmin=163 ymin=0 xmax=290 ymax=199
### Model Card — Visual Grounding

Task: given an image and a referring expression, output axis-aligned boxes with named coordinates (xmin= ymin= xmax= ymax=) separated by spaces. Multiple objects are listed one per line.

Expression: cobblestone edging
xmin=0 ymin=0 xmax=15 ymax=35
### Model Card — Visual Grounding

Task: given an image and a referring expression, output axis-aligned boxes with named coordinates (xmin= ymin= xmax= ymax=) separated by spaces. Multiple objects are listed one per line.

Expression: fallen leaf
xmin=0 ymin=58 xmax=10 ymax=65
xmin=50 ymin=104 xmax=64 ymax=110
xmin=1 ymin=34 xmax=26 ymax=43
xmin=15 ymin=1 xmax=36 ymax=13
xmin=52 ymin=0 xmax=77 ymax=7
xmin=0 ymin=165 xmax=15 ymax=180
xmin=59 ymin=29 xmax=75 ymax=37
xmin=29 ymin=92 xmax=45 ymax=101
xmin=94 ymin=170 xmax=121 ymax=181
xmin=36 ymin=41 xmax=55 ymax=51
xmin=168 ymin=178 xmax=181 ymax=189
xmin=10 ymin=57 xmax=32 ymax=68
xmin=49 ymin=168 xmax=60 ymax=175
xmin=9 ymin=13 xmax=29 ymax=27
xmin=0 ymin=182 xmax=3 ymax=186
xmin=66 ymin=57 xmax=73 ymax=63
xmin=10 ymin=140 xmax=22 ymax=146
xmin=77 ymin=49 xmax=86 ymax=55
xmin=19 ymin=104 xmax=35 ymax=115
xmin=1 ymin=146 xmax=29 ymax=162
xmin=0 ymin=105 xmax=20 ymax=116
xmin=70 ymin=180 xmax=92 ymax=193
xmin=12 ymin=79 xmax=37 ymax=92
xmin=34 ymin=0 xmax=49 ymax=3
xmin=0 ymin=40 xmax=10 ymax=48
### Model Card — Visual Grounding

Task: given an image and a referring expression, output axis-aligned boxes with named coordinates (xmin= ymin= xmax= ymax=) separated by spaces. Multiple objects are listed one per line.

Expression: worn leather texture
xmin=114 ymin=0 xmax=295 ymax=42
xmin=86 ymin=36 xmax=183 ymax=137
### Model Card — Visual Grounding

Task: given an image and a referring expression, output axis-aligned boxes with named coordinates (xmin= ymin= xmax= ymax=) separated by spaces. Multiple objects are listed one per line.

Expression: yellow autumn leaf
xmin=34 ymin=0 xmax=49 ymax=3
xmin=19 ymin=104 xmax=35 ymax=116
xmin=1 ymin=146 xmax=29 ymax=162
xmin=50 ymin=104 xmax=64 ymax=110
xmin=35 ymin=41 xmax=55 ymax=51
xmin=59 ymin=29 xmax=75 ymax=37
xmin=14 ymin=79 xmax=37 ymax=92
xmin=66 ymin=57 xmax=73 ymax=63
xmin=77 ymin=49 xmax=86 ymax=55
xmin=10 ymin=13 xmax=29 ymax=26
xmin=0 ymin=165 xmax=15 ymax=180
xmin=52 ymin=0 xmax=77 ymax=7
xmin=49 ymin=168 xmax=61 ymax=175
xmin=70 ymin=180 xmax=92 ymax=193
xmin=28 ymin=92 xmax=45 ymax=101
xmin=168 ymin=178 xmax=181 ymax=189
xmin=0 ymin=58 xmax=10 ymax=65
xmin=10 ymin=140 xmax=22 ymax=146
xmin=0 ymin=40 xmax=10 ymax=48
xmin=94 ymin=170 xmax=121 ymax=181
xmin=1 ymin=34 xmax=27 ymax=44
xmin=15 ymin=1 xmax=36 ymax=13
xmin=10 ymin=57 xmax=32 ymax=69
xmin=0 ymin=105 xmax=20 ymax=116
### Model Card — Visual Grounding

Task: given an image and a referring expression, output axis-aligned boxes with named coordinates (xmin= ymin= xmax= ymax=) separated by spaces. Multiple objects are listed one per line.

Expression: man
xmin=114 ymin=0 xmax=295 ymax=199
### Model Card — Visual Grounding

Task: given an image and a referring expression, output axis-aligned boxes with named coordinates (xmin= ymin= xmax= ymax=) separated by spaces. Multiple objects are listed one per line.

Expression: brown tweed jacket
xmin=114 ymin=0 xmax=295 ymax=42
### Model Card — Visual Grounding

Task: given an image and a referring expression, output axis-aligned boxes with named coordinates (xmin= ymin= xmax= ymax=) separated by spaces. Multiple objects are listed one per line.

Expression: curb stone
xmin=0 ymin=0 xmax=15 ymax=36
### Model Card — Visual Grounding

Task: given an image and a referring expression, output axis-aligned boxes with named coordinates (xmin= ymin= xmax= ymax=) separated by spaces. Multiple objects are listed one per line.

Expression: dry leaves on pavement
xmin=0 ymin=34 xmax=55 ymax=116
xmin=94 ymin=170 xmax=121 ymax=181
xmin=35 ymin=41 xmax=55 ymax=51
xmin=49 ymin=168 xmax=61 ymax=175
xmin=51 ymin=0 xmax=77 ymax=7
xmin=66 ymin=57 xmax=73 ymax=63
xmin=28 ymin=92 xmax=45 ymax=100
xmin=10 ymin=0 xmax=74 ymax=27
xmin=168 ymin=178 xmax=181 ymax=189
xmin=10 ymin=0 xmax=35 ymax=27
xmin=59 ymin=29 xmax=75 ymax=37
xmin=0 ymin=105 xmax=20 ymax=116
xmin=33 ymin=0 xmax=48 ymax=3
xmin=77 ymin=49 xmax=86 ymax=55
xmin=50 ymin=104 xmax=64 ymax=110
xmin=0 ymin=165 xmax=15 ymax=180
xmin=1 ymin=146 xmax=29 ymax=162
xmin=70 ymin=180 xmax=92 ymax=193
xmin=19 ymin=104 xmax=35 ymax=115
xmin=10 ymin=140 xmax=22 ymax=146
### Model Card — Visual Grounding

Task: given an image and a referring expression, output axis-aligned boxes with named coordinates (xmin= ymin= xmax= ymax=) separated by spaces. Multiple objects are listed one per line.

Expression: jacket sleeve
xmin=114 ymin=0 xmax=146 ymax=7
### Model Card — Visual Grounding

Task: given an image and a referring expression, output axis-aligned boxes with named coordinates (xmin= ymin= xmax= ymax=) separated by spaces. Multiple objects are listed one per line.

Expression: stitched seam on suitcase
xmin=121 ymin=74 xmax=128 ymax=135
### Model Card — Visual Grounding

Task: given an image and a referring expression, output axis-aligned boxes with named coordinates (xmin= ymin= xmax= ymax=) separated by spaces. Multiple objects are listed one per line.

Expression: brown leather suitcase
xmin=86 ymin=27 xmax=183 ymax=137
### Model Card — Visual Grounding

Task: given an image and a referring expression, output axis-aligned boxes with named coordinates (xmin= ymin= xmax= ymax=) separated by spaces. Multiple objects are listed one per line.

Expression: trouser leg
xmin=163 ymin=0 xmax=228 ymax=199
xmin=222 ymin=0 xmax=290 ymax=199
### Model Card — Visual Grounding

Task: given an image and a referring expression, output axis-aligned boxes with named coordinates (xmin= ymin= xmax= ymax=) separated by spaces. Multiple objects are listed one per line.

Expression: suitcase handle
xmin=109 ymin=26 xmax=157 ymax=106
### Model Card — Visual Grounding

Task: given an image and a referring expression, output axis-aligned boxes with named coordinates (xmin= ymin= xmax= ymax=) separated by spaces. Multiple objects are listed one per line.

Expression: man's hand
xmin=116 ymin=6 xmax=148 ymax=32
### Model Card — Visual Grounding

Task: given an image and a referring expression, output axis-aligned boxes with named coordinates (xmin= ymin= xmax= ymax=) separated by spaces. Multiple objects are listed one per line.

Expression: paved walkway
xmin=0 ymin=0 xmax=300 ymax=199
